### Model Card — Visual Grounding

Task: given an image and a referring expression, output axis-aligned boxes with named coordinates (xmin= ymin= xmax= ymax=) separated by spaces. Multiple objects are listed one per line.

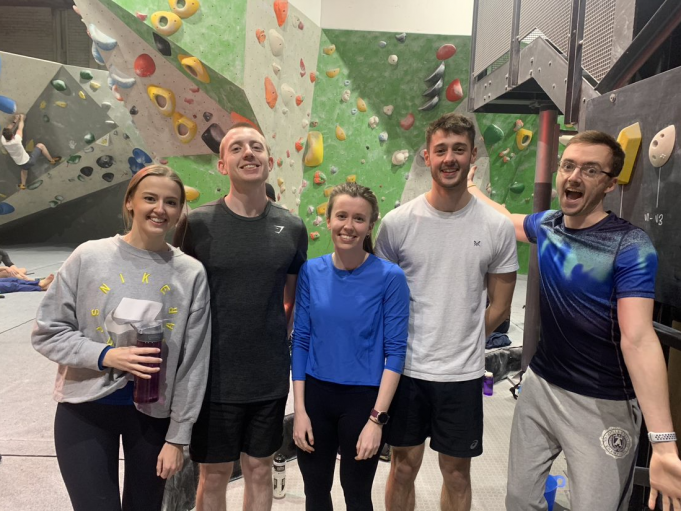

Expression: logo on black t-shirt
xmin=274 ymin=225 xmax=285 ymax=233
xmin=600 ymin=427 xmax=632 ymax=459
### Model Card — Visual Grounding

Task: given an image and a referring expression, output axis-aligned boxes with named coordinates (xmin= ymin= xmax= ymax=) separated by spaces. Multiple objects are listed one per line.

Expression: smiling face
xmin=126 ymin=176 xmax=183 ymax=240
xmin=425 ymin=129 xmax=477 ymax=191
xmin=557 ymin=143 xmax=617 ymax=223
xmin=327 ymin=194 xmax=374 ymax=254
xmin=217 ymin=127 xmax=273 ymax=190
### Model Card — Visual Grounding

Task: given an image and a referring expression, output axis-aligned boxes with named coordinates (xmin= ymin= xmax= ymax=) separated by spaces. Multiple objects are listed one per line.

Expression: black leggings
xmin=297 ymin=376 xmax=382 ymax=511
xmin=54 ymin=402 xmax=170 ymax=511
xmin=0 ymin=249 xmax=13 ymax=266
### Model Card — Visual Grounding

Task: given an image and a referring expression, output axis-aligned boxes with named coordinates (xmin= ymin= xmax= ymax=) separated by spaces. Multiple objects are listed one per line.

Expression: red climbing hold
xmin=295 ymin=138 xmax=304 ymax=152
xmin=255 ymin=29 xmax=266 ymax=44
xmin=274 ymin=0 xmax=289 ymax=27
xmin=310 ymin=72 xmax=316 ymax=83
xmin=300 ymin=58 xmax=306 ymax=77
xmin=136 ymin=12 xmax=148 ymax=21
xmin=134 ymin=54 xmax=156 ymax=77
xmin=446 ymin=79 xmax=464 ymax=102
xmin=436 ymin=44 xmax=457 ymax=61
xmin=265 ymin=76 xmax=278 ymax=109
xmin=296 ymin=95 xmax=304 ymax=106
xmin=400 ymin=113 xmax=415 ymax=131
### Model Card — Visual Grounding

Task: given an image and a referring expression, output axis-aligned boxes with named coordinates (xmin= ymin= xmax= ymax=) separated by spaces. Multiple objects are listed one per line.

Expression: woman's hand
xmin=467 ymin=165 xmax=477 ymax=186
xmin=355 ymin=420 xmax=383 ymax=460
xmin=157 ymin=442 xmax=184 ymax=479
xmin=102 ymin=346 xmax=161 ymax=378
xmin=293 ymin=410 xmax=315 ymax=453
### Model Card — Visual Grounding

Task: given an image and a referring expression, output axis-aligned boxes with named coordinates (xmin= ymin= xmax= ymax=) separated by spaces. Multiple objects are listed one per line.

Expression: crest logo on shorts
xmin=600 ymin=427 xmax=632 ymax=459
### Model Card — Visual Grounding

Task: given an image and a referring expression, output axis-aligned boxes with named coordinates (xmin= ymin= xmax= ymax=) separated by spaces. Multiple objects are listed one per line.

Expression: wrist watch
xmin=648 ymin=432 xmax=677 ymax=443
xmin=370 ymin=408 xmax=390 ymax=425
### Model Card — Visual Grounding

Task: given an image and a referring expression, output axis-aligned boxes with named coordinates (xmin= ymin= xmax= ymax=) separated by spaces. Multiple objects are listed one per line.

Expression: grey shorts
xmin=20 ymin=147 xmax=42 ymax=170
xmin=506 ymin=368 xmax=641 ymax=511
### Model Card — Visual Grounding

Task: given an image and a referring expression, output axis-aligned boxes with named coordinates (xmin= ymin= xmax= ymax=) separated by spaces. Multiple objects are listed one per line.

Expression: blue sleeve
xmin=291 ymin=263 xmax=311 ymax=381
xmin=523 ymin=212 xmax=543 ymax=244
xmin=383 ymin=268 xmax=410 ymax=374
xmin=97 ymin=345 xmax=112 ymax=371
xmin=614 ymin=229 xmax=658 ymax=300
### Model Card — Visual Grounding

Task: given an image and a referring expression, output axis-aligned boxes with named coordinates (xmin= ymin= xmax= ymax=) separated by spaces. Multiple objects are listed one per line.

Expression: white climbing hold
xmin=383 ymin=105 xmax=394 ymax=116
xmin=269 ymin=29 xmax=285 ymax=57
xmin=108 ymin=65 xmax=136 ymax=89
xmin=281 ymin=83 xmax=295 ymax=106
xmin=392 ymin=150 xmax=409 ymax=165
xmin=302 ymin=119 xmax=309 ymax=129
xmin=341 ymin=90 xmax=351 ymax=103
xmin=368 ymin=116 xmax=379 ymax=129
xmin=388 ymin=55 xmax=398 ymax=65
xmin=89 ymin=24 xmax=117 ymax=51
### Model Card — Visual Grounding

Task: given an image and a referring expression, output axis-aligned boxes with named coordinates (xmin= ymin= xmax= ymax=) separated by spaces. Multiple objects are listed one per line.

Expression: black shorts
xmin=189 ymin=397 xmax=287 ymax=463
xmin=385 ymin=375 xmax=484 ymax=458
xmin=21 ymin=147 xmax=42 ymax=170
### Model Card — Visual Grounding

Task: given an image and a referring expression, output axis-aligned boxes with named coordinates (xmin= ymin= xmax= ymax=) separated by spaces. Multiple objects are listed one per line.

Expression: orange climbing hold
xmin=264 ymin=77 xmax=278 ymax=109
xmin=310 ymin=72 xmax=316 ymax=83
xmin=255 ymin=29 xmax=266 ymax=44
xmin=295 ymin=138 xmax=304 ymax=152
xmin=310 ymin=231 xmax=320 ymax=240
xmin=274 ymin=0 xmax=289 ymax=27
xmin=326 ymin=68 xmax=340 ymax=78
xmin=296 ymin=95 xmax=304 ymax=106
xmin=230 ymin=112 xmax=258 ymax=129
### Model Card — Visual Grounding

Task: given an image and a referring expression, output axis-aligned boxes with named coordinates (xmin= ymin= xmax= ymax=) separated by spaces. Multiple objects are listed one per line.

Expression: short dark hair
xmin=2 ymin=128 xmax=13 ymax=141
xmin=426 ymin=113 xmax=476 ymax=150
xmin=565 ymin=130 xmax=625 ymax=177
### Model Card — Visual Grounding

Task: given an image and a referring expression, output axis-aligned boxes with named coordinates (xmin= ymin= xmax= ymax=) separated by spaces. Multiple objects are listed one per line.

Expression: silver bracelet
xmin=648 ymin=432 xmax=677 ymax=443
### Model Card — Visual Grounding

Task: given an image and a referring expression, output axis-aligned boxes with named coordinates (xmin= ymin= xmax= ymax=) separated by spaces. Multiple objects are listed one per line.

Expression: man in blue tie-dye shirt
xmin=469 ymin=131 xmax=681 ymax=510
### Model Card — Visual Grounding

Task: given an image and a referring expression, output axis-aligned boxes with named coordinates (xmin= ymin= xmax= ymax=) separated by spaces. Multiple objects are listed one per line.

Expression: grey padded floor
xmin=0 ymin=247 xmax=570 ymax=510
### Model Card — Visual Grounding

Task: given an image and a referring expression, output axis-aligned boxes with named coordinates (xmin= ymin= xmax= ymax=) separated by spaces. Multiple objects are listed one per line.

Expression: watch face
xmin=377 ymin=412 xmax=389 ymax=425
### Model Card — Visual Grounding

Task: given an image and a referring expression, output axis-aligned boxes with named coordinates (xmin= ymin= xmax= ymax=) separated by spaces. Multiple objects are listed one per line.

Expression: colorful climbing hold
xmin=150 ymin=12 xmax=183 ymax=37
xmin=436 ymin=44 xmax=457 ymax=60
xmin=255 ymin=29 xmax=266 ymax=44
xmin=134 ymin=54 xmax=156 ymax=77
xmin=516 ymin=128 xmax=533 ymax=151
xmin=383 ymin=105 xmax=394 ymax=116
xmin=67 ymin=155 xmax=81 ymax=164
xmin=0 ymin=202 xmax=16 ymax=215
xmin=400 ymin=113 xmax=415 ymax=131
xmin=264 ymin=77 xmax=278 ymax=108
xmin=513 ymin=119 xmax=524 ymax=132
xmin=310 ymin=232 xmax=320 ymax=240
xmin=295 ymin=138 xmax=304 ymax=152
xmin=185 ymin=186 xmax=200 ymax=202
xmin=274 ymin=0 xmax=289 ymax=27
xmin=395 ymin=33 xmax=407 ymax=43
xmin=313 ymin=170 xmax=327 ymax=185
xmin=135 ymin=12 xmax=147 ymax=21
xmin=84 ymin=133 xmax=95 ymax=144
xmin=323 ymin=44 xmax=336 ymax=55
xmin=326 ymin=68 xmax=340 ymax=78
xmin=80 ymin=70 xmax=94 ymax=81
xmin=91 ymin=43 xmax=105 ymax=65
xmin=97 ymin=155 xmax=115 ymax=168
xmin=269 ymin=29 xmax=285 ymax=56
xmin=310 ymin=72 xmax=316 ymax=83
xmin=153 ymin=33 xmax=172 ymax=56
xmin=296 ymin=95 xmax=304 ymax=106
xmin=78 ymin=91 xmax=86 ymax=100
xmin=483 ymin=124 xmax=503 ymax=145
xmin=89 ymin=24 xmax=118 ymax=51
xmin=335 ymin=125 xmax=346 ymax=141
xmin=379 ymin=131 xmax=388 ymax=142
xmin=54 ymin=101 xmax=67 ymax=108
xmin=346 ymin=175 xmax=357 ymax=183
xmin=510 ymin=182 xmax=525 ymax=193
xmin=51 ymin=80 xmax=67 ymax=92
xmin=179 ymin=55 xmax=210 ymax=83
xmin=499 ymin=148 xmax=510 ymax=157
xmin=109 ymin=65 xmax=136 ymax=88
xmin=169 ymin=0 xmax=200 ymax=19
xmin=316 ymin=202 xmax=328 ymax=215
xmin=40 ymin=101 xmax=47 ymax=110
xmin=300 ymin=58 xmax=306 ymax=77
xmin=388 ymin=55 xmax=398 ymax=65
xmin=277 ymin=158 xmax=283 ymax=167
xmin=148 ymin=85 xmax=176 ymax=117
xmin=357 ymin=98 xmax=367 ymax=112
xmin=369 ymin=116 xmax=379 ymax=129
xmin=89 ymin=81 xmax=101 ymax=91
xmin=172 ymin=112 xmax=197 ymax=143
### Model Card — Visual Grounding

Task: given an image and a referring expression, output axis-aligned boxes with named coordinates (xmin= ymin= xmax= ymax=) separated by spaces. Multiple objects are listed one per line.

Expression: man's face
xmin=557 ymin=143 xmax=617 ymax=218
xmin=424 ymin=130 xmax=477 ymax=191
xmin=217 ymin=127 xmax=273 ymax=187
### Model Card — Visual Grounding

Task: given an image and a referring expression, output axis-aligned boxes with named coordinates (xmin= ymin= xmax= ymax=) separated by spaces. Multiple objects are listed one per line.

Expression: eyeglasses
xmin=558 ymin=161 xmax=614 ymax=179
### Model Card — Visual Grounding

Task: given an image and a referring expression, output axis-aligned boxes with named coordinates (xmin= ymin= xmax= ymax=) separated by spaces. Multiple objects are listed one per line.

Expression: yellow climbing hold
xmin=25 ymin=140 xmax=35 ymax=152
xmin=277 ymin=177 xmax=285 ymax=187
xmin=168 ymin=0 xmax=200 ymax=19
xmin=148 ymin=85 xmax=176 ymax=117
xmin=323 ymin=186 xmax=334 ymax=197
xmin=335 ymin=125 xmax=346 ymax=141
xmin=179 ymin=54 xmax=210 ymax=83
xmin=303 ymin=131 xmax=324 ymax=167
xmin=316 ymin=202 xmax=328 ymax=215
xmin=616 ymin=122 xmax=642 ymax=185
xmin=346 ymin=175 xmax=356 ymax=183
xmin=357 ymin=98 xmax=367 ymax=112
xmin=78 ymin=91 xmax=86 ymax=100
xmin=40 ymin=101 xmax=47 ymax=110
xmin=90 ymin=81 xmax=101 ymax=91
xmin=323 ymin=44 xmax=336 ymax=55
xmin=172 ymin=112 xmax=197 ymax=143
xmin=326 ymin=68 xmax=340 ymax=78
xmin=151 ymin=11 xmax=183 ymax=37
xmin=516 ymin=128 xmax=533 ymax=151
xmin=55 ymin=101 xmax=67 ymax=108
xmin=184 ymin=185 xmax=200 ymax=202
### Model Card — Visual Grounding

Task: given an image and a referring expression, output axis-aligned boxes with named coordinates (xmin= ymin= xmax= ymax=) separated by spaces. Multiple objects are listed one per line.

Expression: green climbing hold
xmin=51 ymin=80 xmax=67 ymax=92
xmin=483 ymin=124 xmax=504 ymax=146
xmin=43 ymin=115 xmax=49 ymax=123
xmin=509 ymin=182 xmax=525 ymax=194
xmin=49 ymin=200 xmax=60 ymax=208
xmin=27 ymin=180 xmax=43 ymax=190
xmin=84 ymin=133 xmax=95 ymax=144
xmin=80 ymin=70 xmax=94 ymax=81
xmin=67 ymin=155 xmax=81 ymax=164
xmin=77 ymin=175 xmax=86 ymax=182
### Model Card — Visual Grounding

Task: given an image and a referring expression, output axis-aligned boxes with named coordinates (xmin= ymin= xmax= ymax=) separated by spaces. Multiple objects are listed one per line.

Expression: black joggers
xmin=297 ymin=376 xmax=383 ymax=511
xmin=54 ymin=401 xmax=170 ymax=511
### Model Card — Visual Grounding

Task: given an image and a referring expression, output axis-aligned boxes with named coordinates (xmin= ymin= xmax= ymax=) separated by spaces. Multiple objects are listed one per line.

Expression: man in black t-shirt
xmin=175 ymin=123 xmax=307 ymax=511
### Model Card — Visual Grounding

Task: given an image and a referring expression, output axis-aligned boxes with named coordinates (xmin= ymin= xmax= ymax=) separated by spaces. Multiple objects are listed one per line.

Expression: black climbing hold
xmin=80 ymin=166 xmax=93 ymax=177
xmin=96 ymin=155 xmax=115 ymax=168
xmin=203 ymin=111 xmax=213 ymax=122
xmin=153 ymin=33 xmax=172 ymax=56
xmin=102 ymin=172 xmax=115 ymax=182
xmin=129 ymin=106 xmax=138 ymax=115
xmin=201 ymin=123 xmax=225 ymax=154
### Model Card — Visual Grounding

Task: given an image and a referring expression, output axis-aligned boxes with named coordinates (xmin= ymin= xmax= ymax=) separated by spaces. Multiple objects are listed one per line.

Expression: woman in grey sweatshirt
xmin=32 ymin=166 xmax=211 ymax=511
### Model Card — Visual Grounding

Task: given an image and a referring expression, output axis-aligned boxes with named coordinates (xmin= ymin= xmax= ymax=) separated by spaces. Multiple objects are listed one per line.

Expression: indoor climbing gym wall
xmin=0 ymin=51 xmax=151 ymax=227
xmin=300 ymin=29 xmax=556 ymax=271
xmin=73 ymin=0 xmax=321 ymax=211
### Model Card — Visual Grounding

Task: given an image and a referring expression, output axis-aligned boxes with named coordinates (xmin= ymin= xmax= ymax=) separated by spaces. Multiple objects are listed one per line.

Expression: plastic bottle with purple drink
xmin=133 ymin=321 xmax=163 ymax=404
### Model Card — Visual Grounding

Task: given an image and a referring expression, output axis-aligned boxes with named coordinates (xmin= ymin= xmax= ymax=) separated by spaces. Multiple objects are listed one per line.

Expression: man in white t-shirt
xmin=1 ymin=114 xmax=61 ymax=190
xmin=376 ymin=113 xmax=518 ymax=511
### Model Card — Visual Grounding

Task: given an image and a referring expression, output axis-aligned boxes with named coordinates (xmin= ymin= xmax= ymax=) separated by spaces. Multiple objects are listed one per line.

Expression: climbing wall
xmin=300 ymin=30 xmax=553 ymax=271
xmin=0 ymin=51 xmax=151 ymax=226
xmin=73 ymin=0 xmax=321 ymax=210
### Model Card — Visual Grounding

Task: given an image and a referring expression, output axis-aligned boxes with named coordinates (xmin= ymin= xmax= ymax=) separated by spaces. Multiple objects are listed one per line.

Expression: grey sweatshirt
xmin=32 ymin=235 xmax=211 ymax=445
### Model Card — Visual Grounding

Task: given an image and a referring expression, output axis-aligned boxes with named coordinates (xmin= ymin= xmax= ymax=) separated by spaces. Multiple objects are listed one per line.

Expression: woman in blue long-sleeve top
xmin=292 ymin=183 xmax=410 ymax=511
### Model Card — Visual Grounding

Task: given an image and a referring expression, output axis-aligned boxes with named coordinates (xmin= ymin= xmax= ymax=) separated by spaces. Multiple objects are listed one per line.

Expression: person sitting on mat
xmin=0 ymin=274 xmax=53 ymax=294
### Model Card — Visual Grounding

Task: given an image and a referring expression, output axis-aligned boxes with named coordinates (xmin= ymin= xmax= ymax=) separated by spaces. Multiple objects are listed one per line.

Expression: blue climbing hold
xmin=0 ymin=202 xmax=15 ymax=215
xmin=128 ymin=157 xmax=145 ymax=174
xmin=132 ymin=148 xmax=152 ymax=165
xmin=0 ymin=95 xmax=16 ymax=115
xmin=92 ymin=42 xmax=105 ymax=65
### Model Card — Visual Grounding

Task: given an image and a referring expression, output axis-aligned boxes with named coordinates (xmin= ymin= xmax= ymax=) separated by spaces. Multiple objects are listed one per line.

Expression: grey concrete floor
xmin=0 ymin=247 xmax=571 ymax=510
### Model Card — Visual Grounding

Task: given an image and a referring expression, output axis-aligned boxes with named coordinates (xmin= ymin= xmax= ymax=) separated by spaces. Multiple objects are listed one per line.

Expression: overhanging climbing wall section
xmin=0 ymin=51 xmax=152 ymax=227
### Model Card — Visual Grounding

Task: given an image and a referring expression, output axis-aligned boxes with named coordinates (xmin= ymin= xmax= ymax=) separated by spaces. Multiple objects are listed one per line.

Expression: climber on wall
xmin=1 ymin=114 xmax=61 ymax=190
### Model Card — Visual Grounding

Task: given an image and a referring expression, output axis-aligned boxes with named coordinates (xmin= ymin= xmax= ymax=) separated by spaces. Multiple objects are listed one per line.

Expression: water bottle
xmin=272 ymin=453 xmax=286 ymax=499
xmin=483 ymin=371 xmax=494 ymax=396
xmin=133 ymin=322 xmax=163 ymax=404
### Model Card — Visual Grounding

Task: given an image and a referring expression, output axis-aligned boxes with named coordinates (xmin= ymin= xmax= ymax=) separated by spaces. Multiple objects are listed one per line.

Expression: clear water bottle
xmin=483 ymin=371 xmax=494 ymax=396
xmin=133 ymin=322 xmax=163 ymax=404
xmin=272 ymin=453 xmax=286 ymax=499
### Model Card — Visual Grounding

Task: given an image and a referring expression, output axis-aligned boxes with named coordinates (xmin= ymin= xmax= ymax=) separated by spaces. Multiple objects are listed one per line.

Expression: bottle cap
xmin=484 ymin=371 xmax=493 ymax=378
